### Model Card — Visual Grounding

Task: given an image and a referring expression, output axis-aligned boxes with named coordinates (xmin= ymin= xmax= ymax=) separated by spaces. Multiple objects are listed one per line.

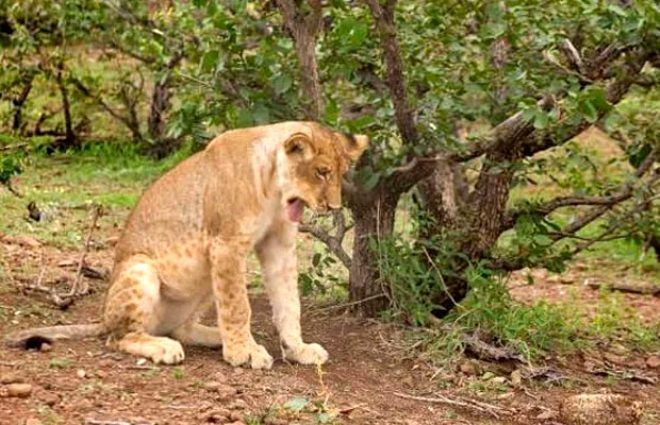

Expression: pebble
xmin=510 ymin=369 xmax=523 ymax=387
xmin=459 ymin=359 xmax=480 ymax=376
xmin=646 ymin=355 xmax=660 ymax=369
xmin=198 ymin=408 xmax=230 ymax=422
xmin=39 ymin=343 xmax=52 ymax=352
xmin=0 ymin=373 xmax=23 ymax=385
xmin=491 ymin=376 xmax=508 ymax=385
xmin=76 ymin=369 xmax=86 ymax=378
xmin=40 ymin=391 xmax=60 ymax=407
xmin=25 ymin=419 xmax=42 ymax=425
xmin=6 ymin=383 xmax=33 ymax=398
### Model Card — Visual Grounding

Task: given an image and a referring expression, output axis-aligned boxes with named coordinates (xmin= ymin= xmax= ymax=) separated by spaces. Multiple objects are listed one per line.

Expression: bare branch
xmin=363 ymin=0 xmax=418 ymax=145
xmin=299 ymin=210 xmax=352 ymax=269
xmin=558 ymin=38 xmax=586 ymax=74
xmin=276 ymin=0 xmax=324 ymax=119
xmin=71 ymin=77 xmax=143 ymax=141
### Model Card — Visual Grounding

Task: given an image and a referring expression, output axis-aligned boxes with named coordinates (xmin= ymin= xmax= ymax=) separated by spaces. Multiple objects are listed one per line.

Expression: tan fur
xmin=6 ymin=121 xmax=368 ymax=368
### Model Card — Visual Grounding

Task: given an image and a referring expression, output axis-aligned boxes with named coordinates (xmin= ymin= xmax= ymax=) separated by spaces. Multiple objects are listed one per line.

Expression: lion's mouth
xmin=286 ymin=198 xmax=306 ymax=223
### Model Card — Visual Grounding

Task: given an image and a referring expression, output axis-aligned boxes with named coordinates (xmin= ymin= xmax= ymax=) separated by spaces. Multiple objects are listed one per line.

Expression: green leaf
xmin=579 ymin=99 xmax=598 ymax=123
xmin=361 ymin=171 xmax=381 ymax=191
xmin=272 ymin=74 xmax=292 ymax=95
xmin=533 ymin=111 xmax=549 ymax=129
xmin=283 ymin=396 xmax=308 ymax=412
xmin=312 ymin=253 xmax=321 ymax=267
xmin=200 ymin=50 xmax=219 ymax=73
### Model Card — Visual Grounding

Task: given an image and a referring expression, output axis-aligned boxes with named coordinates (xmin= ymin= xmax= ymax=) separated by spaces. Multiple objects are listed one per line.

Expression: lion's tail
xmin=4 ymin=323 xmax=106 ymax=348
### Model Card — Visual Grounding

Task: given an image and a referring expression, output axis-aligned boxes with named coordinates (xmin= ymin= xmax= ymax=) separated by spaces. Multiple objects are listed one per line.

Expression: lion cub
xmin=7 ymin=122 xmax=368 ymax=369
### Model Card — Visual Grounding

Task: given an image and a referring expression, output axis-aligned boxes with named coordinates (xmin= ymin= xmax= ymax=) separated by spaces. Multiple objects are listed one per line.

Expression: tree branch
xmin=276 ymin=0 xmax=324 ymax=119
xmin=71 ymin=77 xmax=143 ymax=141
xmin=363 ymin=0 xmax=418 ymax=145
xmin=299 ymin=211 xmax=352 ymax=269
xmin=504 ymin=148 xmax=657 ymax=231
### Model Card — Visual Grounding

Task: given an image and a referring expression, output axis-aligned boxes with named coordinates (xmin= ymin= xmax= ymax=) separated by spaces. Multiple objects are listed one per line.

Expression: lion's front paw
xmin=285 ymin=342 xmax=328 ymax=365
xmin=223 ymin=341 xmax=273 ymax=369
xmin=149 ymin=338 xmax=185 ymax=365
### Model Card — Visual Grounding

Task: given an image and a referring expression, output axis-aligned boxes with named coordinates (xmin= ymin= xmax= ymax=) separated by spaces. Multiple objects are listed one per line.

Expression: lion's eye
xmin=316 ymin=167 xmax=331 ymax=180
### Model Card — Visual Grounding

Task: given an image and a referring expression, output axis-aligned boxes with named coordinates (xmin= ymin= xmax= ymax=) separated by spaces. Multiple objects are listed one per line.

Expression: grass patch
xmin=410 ymin=279 xmax=659 ymax=369
xmin=0 ymin=142 xmax=193 ymax=248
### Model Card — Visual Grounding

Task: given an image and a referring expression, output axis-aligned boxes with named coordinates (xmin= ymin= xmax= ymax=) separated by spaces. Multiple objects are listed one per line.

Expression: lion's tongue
xmin=287 ymin=199 xmax=304 ymax=222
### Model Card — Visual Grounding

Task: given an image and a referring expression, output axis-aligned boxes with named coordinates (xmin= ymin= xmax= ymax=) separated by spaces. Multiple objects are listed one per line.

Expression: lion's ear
xmin=284 ymin=133 xmax=314 ymax=160
xmin=341 ymin=133 xmax=369 ymax=162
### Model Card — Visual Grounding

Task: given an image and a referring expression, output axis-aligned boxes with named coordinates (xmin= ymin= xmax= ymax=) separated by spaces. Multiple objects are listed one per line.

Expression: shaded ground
xmin=1 ymin=230 xmax=659 ymax=425
xmin=1 ymin=152 xmax=659 ymax=425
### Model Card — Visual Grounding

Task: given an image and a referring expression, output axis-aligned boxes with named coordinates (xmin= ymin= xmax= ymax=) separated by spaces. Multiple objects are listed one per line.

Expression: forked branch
xmin=299 ymin=210 xmax=353 ymax=268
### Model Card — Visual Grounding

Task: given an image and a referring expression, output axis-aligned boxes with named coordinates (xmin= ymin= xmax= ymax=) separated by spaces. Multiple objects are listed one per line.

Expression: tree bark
xmin=54 ymin=64 xmax=77 ymax=148
xmin=12 ymin=76 xmax=33 ymax=133
xmin=277 ymin=0 xmax=324 ymax=119
xmin=348 ymin=191 xmax=398 ymax=316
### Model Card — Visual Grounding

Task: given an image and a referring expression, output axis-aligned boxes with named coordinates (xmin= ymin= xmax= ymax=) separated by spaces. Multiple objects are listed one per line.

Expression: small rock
xmin=198 ymin=408 xmax=231 ymax=423
xmin=491 ymin=376 xmax=508 ymax=385
xmin=136 ymin=358 xmax=147 ymax=366
xmin=39 ymin=342 xmax=52 ymax=352
xmin=228 ymin=411 xmax=243 ymax=421
xmin=76 ymin=369 xmax=86 ymax=378
xmin=0 ymin=373 xmax=23 ymax=384
xmin=223 ymin=421 xmax=244 ymax=425
xmin=229 ymin=399 xmax=247 ymax=410
xmin=646 ymin=355 xmax=660 ymax=369
xmin=559 ymin=393 xmax=643 ymax=425
xmin=6 ymin=383 xmax=32 ymax=398
xmin=510 ymin=369 xmax=523 ymax=387
xmin=203 ymin=381 xmax=222 ymax=391
xmin=264 ymin=418 xmax=288 ymax=425
xmin=96 ymin=370 xmax=108 ymax=379
xmin=400 ymin=375 xmax=414 ymax=388
xmin=603 ymin=353 xmax=626 ymax=365
xmin=536 ymin=410 xmax=557 ymax=420
xmin=25 ymin=418 xmax=42 ymax=425
xmin=459 ymin=360 xmax=479 ymax=376
xmin=204 ymin=382 xmax=238 ymax=399
xmin=98 ymin=359 xmax=114 ymax=368
xmin=40 ymin=391 xmax=60 ymax=407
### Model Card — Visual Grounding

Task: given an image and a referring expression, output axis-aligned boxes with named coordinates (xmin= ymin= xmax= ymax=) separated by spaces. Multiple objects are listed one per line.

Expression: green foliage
xmin=0 ymin=150 xmax=23 ymax=185
xmin=299 ymin=246 xmax=343 ymax=297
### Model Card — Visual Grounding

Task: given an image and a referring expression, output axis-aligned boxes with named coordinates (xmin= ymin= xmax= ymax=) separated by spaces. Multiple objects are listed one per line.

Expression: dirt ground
xmin=1 ymin=225 xmax=659 ymax=425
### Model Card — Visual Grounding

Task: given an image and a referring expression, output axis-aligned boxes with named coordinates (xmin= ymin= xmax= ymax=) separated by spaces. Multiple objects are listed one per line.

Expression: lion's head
xmin=278 ymin=124 xmax=368 ymax=222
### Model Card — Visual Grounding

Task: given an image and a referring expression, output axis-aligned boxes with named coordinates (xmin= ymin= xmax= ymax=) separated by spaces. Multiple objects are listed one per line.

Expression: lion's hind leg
xmin=104 ymin=258 xmax=185 ymax=365
xmin=171 ymin=300 xmax=222 ymax=348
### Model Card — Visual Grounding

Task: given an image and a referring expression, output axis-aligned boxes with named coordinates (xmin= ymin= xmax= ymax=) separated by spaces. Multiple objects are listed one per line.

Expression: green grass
xmin=0 ymin=141 xmax=192 ymax=248
xmin=409 ymin=280 xmax=659 ymax=371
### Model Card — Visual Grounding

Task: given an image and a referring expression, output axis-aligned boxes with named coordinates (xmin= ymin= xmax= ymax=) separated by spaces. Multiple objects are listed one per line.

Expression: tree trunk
xmin=55 ymin=65 xmax=77 ymax=148
xmin=12 ymin=77 xmax=33 ymax=133
xmin=348 ymin=192 xmax=398 ymax=316
xmin=294 ymin=32 xmax=323 ymax=119
xmin=147 ymin=81 xmax=171 ymax=142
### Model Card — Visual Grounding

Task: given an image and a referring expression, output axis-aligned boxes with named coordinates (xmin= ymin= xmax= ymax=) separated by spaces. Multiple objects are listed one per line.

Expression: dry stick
xmin=586 ymin=281 xmax=660 ymax=296
xmin=85 ymin=420 xmax=152 ymax=425
xmin=65 ymin=204 xmax=102 ymax=299
xmin=310 ymin=293 xmax=387 ymax=312
xmin=391 ymin=391 xmax=510 ymax=419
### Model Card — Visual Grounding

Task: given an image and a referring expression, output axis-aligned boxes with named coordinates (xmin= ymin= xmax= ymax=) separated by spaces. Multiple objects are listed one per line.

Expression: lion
xmin=5 ymin=121 xmax=368 ymax=369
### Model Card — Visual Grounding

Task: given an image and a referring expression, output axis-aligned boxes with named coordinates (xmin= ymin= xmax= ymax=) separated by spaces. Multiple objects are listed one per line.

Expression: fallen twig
xmin=85 ymin=420 xmax=153 ymax=425
xmin=392 ymin=391 xmax=511 ymax=419
xmin=65 ymin=204 xmax=103 ymax=299
xmin=586 ymin=280 xmax=659 ymax=296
